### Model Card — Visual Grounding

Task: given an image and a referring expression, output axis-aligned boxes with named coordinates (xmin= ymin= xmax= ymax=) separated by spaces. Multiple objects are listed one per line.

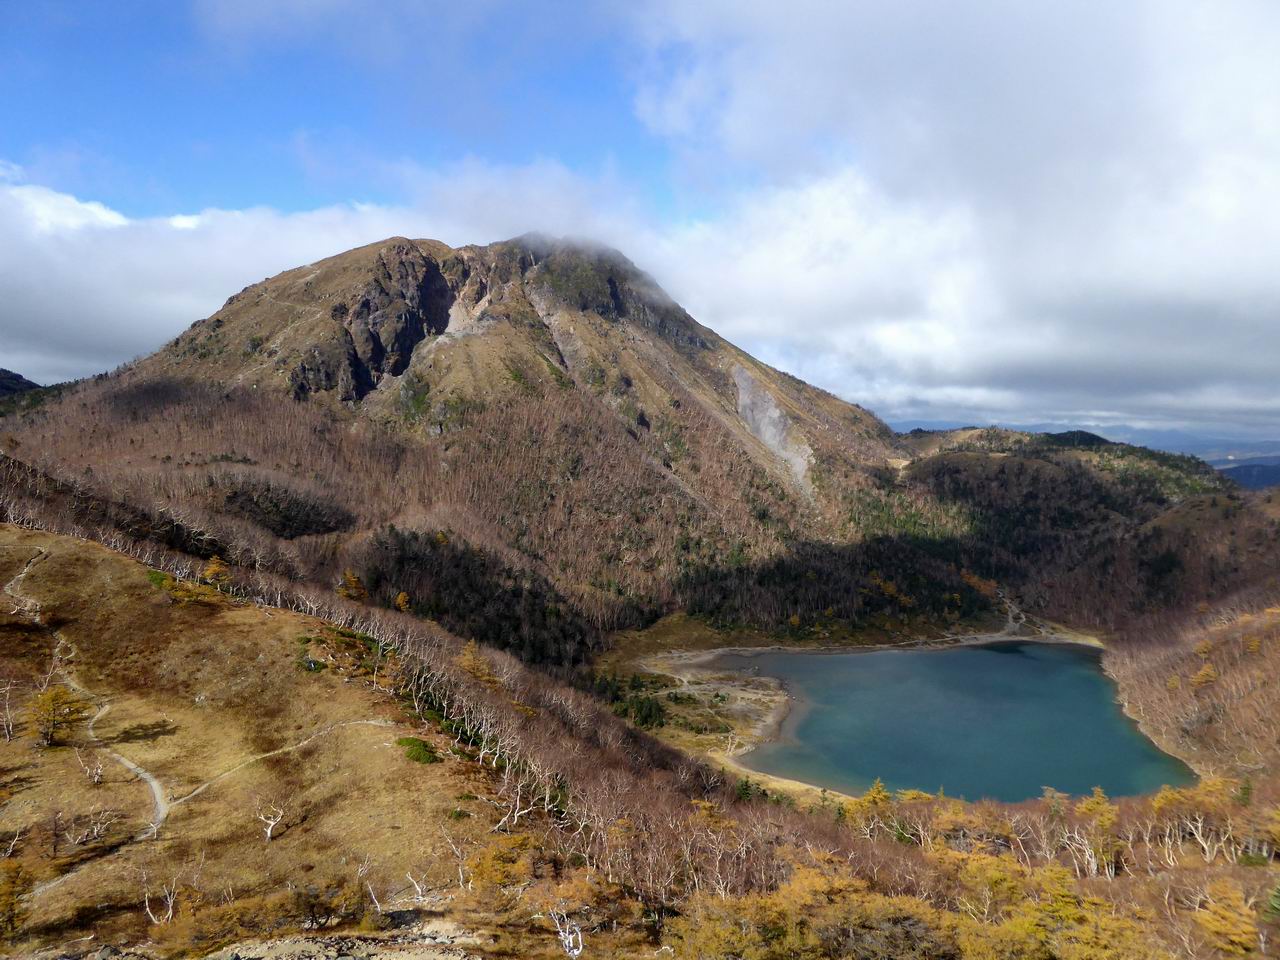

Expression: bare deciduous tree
xmin=0 ymin=678 xmax=18 ymax=742
xmin=254 ymin=795 xmax=287 ymax=842
xmin=550 ymin=906 xmax=584 ymax=959
xmin=140 ymin=868 xmax=180 ymax=925
xmin=65 ymin=807 xmax=121 ymax=846
xmin=1 ymin=829 xmax=22 ymax=859
xmin=440 ymin=826 xmax=471 ymax=891
xmin=75 ymin=747 xmax=104 ymax=786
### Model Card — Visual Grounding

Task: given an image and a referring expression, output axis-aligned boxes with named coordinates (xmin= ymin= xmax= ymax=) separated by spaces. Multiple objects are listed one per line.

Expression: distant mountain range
xmin=1216 ymin=461 xmax=1280 ymax=490
xmin=892 ymin=419 xmax=1280 ymax=462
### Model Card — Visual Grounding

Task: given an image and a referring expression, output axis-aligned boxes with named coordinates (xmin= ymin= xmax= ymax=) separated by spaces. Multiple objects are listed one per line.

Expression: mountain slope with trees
xmin=2 ymin=519 xmax=1277 ymax=958
xmin=3 ymin=237 xmax=1277 ymax=667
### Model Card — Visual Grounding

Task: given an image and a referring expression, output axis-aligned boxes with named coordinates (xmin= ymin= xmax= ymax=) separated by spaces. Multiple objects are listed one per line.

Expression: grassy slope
xmin=0 ymin=524 xmax=493 ymax=956
xmin=2 ymin=514 xmax=1278 ymax=958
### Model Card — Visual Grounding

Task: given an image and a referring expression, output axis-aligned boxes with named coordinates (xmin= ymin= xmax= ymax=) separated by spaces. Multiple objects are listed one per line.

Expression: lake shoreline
xmin=1108 ymin=683 xmax=1213 ymax=780
xmin=639 ymin=613 xmax=1197 ymax=801
xmin=643 ymin=619 xmax=1106 ymax=758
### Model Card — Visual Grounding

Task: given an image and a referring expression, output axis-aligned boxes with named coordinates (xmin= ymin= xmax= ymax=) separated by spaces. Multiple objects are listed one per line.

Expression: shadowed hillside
xmin=1219 ymin=461 xmax=1280 ymax=490
xmin=0 ymin=370 xmax=38 ymax=398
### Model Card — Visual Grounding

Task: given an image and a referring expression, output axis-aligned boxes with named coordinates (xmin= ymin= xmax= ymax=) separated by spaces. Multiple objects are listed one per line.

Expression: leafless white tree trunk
xmin=141 ymin=868 xmax=180 ymax=925
xmin=550 ymin=907 xmax=585 ymax=958
xmin=65 ymin=807 xmax=121 ymax=846
xmin=75 ymin=747 xmax=104 ymax=786
xmin=2 ymin=828 xmax=23 ymax=858
xmin=0 ymin=678 xmax=18 ymax=741
xmin=254 ymin=796 xmax=287 ymax=842
xmin=440 ymin=826 xmax=471 ymax=890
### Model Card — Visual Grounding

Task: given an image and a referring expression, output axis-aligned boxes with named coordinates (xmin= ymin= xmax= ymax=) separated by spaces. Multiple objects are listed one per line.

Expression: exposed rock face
xmin=733 ymin=363 xmax=813 ymax=486
xmin=0 ymin=368 xmax=39 ymax=397
xmin=288 ymin=338 xmax=367 ymax=401
xmin=292 ymin=243 xmax=456 ymax=401
xmin=166 ymin=235 xmax=721 ymax=407
xmin=529 ymin=239 xmax=711 ymax=353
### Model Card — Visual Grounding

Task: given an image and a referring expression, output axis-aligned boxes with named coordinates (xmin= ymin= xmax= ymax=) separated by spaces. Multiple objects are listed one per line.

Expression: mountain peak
xmin=141 ymin=235 xmax=717 ymax=405
xmin=108 ymin=235 xmax=897 ymax=559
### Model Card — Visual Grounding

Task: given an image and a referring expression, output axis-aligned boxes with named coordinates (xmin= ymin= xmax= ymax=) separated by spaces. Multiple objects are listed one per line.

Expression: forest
xmin=5 ymin=363 xmax=1274 ymax=668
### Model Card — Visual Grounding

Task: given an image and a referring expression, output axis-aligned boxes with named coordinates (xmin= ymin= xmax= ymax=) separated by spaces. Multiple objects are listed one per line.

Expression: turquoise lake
xmin=715 ymin=641 xmax=1195 ymax=802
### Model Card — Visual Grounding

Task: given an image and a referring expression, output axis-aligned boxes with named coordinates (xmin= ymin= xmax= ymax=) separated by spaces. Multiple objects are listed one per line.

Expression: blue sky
xmin=3 ymin=1 xmax=1280 ymax=437
xmin=1 ymin=3 xmax=669 ymax=215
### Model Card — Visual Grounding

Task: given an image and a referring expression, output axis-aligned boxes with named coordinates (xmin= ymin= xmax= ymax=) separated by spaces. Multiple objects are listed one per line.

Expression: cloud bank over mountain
xmin=2 ymin=0 xmax=1278 ymax=434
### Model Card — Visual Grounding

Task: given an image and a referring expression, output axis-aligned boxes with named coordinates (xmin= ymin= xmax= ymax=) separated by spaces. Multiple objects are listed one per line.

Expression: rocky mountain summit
xmin=142 ymin=234 xmax=891 ymax=466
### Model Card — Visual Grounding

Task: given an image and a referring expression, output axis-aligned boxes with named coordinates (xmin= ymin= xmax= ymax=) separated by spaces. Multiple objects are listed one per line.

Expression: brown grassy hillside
xmin=0 ymin=524 xmax=493 ymax=956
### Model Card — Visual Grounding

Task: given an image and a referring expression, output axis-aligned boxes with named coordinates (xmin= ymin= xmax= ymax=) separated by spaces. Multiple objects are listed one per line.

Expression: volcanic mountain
xmin=3 ymin=239 xmax=1280 ymax=960
xmin=4 ymin=236 xmax=1276 ymax=665
xmin=138 ymin=234 xmax=896 ymax=479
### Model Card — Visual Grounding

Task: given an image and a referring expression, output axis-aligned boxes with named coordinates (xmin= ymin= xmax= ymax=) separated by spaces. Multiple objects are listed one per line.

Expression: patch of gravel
xmin=203 ymin=920 xmax=481 ymax=960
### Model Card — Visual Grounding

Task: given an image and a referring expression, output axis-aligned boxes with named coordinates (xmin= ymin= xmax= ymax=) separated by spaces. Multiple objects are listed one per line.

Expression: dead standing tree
xmin=254 ymin=795 xmax=288 ymax=842
xmin=0 ymin=677 xmax=18 ymax=742
xmin=75 ymin=747 xmax=104 ymax=786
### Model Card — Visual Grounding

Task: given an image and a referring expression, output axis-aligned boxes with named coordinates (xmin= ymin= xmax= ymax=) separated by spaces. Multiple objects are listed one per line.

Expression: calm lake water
xmin=715 ymin=641 xmax=1194 ymax=802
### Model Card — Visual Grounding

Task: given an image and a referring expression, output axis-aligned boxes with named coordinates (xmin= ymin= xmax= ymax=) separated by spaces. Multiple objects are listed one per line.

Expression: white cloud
xmin=3 ymin=142 xmax=1280 ymax=434
xmin=623 ymin=0 xmax=1280 ymax=434
xmin=0 ymin=160 xmax=640 ymax=385
xmin=5 ymin=0 xmax=1280 ymax=435
xmin=6 ymin=184 xmax=129 ymax=233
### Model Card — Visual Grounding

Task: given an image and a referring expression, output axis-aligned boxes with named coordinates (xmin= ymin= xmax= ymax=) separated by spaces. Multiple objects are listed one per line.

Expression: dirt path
xmin=6 ymin=546 xmax=177 ymax=898
xmin=6 ymin=548 xmax=173 ymax=840
xmin=6 ymin=545 xmax=390 ymax=899
xmin=88 ymin=702 xmax=170 ymax=838
xmin=3 ymin=547 xmax=48 ymax=616
xmin=170 ymin=718 xmax=393 ymax=807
